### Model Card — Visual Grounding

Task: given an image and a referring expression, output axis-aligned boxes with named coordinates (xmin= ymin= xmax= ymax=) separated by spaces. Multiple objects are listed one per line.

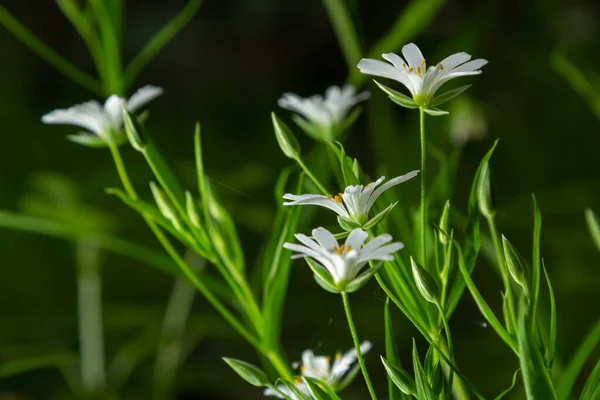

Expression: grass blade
xmin=556 ymin=318 xmax=600 ymax=399
xmin=125 ymin=0 xmax=204 ymax=87
xmin=531 ymin=195 xmax=542 ymax=331
xmin=585 ymin=208 xmax=600 ymax=252
xmin=321 ymin=0 xmax=362 ymax=71
xmin=0 ymin=5 xmax=102 ymax=94
xmin=581 ymin=358 xmax=600 ymax=400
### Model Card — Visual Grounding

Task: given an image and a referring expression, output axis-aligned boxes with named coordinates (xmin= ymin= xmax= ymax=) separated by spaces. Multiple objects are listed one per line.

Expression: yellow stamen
xmin=347 ymin=245 xmax=352 ymax=252
xmin=294 ymin=377 xmax=302 ymax=384
xmin=421 ymin=59 xmax=426 ymax=66
xmin=408 ymin=67 xmax=414 ymax=73
xmin=335 ymin=352 xmax=342 ymax=360
xmin=335 ymin=245 xmax=345 ymax=255
xmin=439 ymin=63 xmax=444 ymax=70
xmin=334 ymin=195 xmax=343 ymax=204
xmin=417 ymin=66 xmax=421 ymax=75
xmin=300 ymin=365 xmax=305 ymax=373
xmin=402 ymin=63 xmax=407 ymax=68
xmin=325 ymin=356 xmax=331 ymax=362
xmin=327 ymin=194 xmax=333 ymax=200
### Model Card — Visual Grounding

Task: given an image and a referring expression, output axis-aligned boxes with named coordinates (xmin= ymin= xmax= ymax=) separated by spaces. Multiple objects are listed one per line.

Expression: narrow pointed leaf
xmin=423 ymin=107 xmax=449 ymax=116
xmin=373 ymin=80 xmax=419 ymax=108
xmin=430 ymin=85 xmax=472 ymax=106
xmin=382 ymin=356 xmax=416 ymax=396
xmin=223 ymin=358 xmax=269 ymax=387
xmin=493 ymin=369 xmax=520 ymax=400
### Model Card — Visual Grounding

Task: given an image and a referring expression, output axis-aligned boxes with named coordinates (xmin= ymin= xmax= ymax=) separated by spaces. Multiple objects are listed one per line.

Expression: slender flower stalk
xmin=420 ymin=107 xmax=427 ymax=266
xmin=341 ymin=291 xmax=377 ymax=400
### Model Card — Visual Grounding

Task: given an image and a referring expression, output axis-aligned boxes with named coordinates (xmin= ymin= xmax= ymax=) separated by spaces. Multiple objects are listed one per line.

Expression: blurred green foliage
xmin=0 ymin=0 xmax=599 ymax=399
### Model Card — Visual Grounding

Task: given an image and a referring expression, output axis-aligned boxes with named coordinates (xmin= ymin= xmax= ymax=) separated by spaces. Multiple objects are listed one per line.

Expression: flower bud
xmin=502 ymin=235 xmax=528 ymax=292
xmin=477 ymin=161 xmax=495 ymax=219
xmin=150 ymin=182 xmax=182 ymax=231
xmin=272 ymin=112 xmax=301 ymax=160
xmin=381 ymin=356 xmax=416 ymax=396
xmin=411 ymin=257 xmax=440 ymax=305
xmin=438 ymin=200 xmax=451 ymax=245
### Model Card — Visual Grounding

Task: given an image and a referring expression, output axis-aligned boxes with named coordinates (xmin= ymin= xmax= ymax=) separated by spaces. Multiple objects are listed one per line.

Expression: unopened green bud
xmin=477 ymin=161 xmax=495 ymax=218
xmin=150 ymin=182 xmax=182 ymax=231
xmin=271 ymin=112 xmax=301 ymax=160
xmin=381 ymin=356 xmax=416 ymax=396
xmin=411 ymin=257 xmax=440 ymax=305
xmin=185 ymin=191 xmax=201 ymax=228
xmin=502 ymin=235 xmax=528 ymax=292
xmin=439 ymin=200 xmax=451 ymax=245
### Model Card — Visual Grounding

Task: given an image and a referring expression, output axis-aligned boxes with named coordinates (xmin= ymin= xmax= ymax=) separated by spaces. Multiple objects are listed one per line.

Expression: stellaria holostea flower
xmin=283 ymin=171 xmax=418 ymax=229
xmin=264 ymin=342 xmax=372 ymax=399
xmin=284 ymin=227 xmax=403 ymax=293
xmin=41 ymin=85 xmax=163 ymax=146
xmin=357 ymin=43 xmax=487 ymax=115
xmin=278 ymin=85 xmax=370 ymax=141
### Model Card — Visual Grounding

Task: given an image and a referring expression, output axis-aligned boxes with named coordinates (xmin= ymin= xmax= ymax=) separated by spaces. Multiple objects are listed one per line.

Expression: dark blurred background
xmin=1 ymin=0 xmax=599 ymax=399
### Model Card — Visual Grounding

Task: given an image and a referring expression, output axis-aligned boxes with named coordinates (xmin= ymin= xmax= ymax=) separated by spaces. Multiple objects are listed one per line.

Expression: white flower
xmin=278 ymin=85 xmax=370 ymax=140
xmin=264 ymin=342 xmax=373 ymax=399
xmin=357 ymin=43 xmax=487 ymax=112
xmin=284 ymin=227 xmax=403 ymax=292
xmin=283 ymin=171 xmax=418 ymax=227
xmin=41 ymin=85 xmax=163 ymax=144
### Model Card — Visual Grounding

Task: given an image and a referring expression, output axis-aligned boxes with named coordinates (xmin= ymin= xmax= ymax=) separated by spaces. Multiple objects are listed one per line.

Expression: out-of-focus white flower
xmin=284 ymin=227 xmax=403 ymax=293
xmin=283 ymin=171 xmax=418 ymax=229
xmin=357 ymin=43 xmax=487 ymax=115
xmin=264 ymin=342 xmax=373 ymax=399
xmin=41 ymin=85 xmax=163 ymax=145
xmin=278 ymin=85 xmax=369 ymax=141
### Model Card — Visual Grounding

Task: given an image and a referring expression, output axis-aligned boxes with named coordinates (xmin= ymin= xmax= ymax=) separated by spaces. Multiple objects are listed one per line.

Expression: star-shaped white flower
xmin=283 ymin=171 xmax=418 ymax=229
xmin=41 ymin=85 xmax=163 ymax=146
xmin=278 ymin=85 xmax=370 ymax=141
xmin=284 ymin=227 xmax=403 ymax=292
xmin=264 ymin=342 xmax=372 ymax=399
xmin=357 ymin=43 xmax=487 ymax=114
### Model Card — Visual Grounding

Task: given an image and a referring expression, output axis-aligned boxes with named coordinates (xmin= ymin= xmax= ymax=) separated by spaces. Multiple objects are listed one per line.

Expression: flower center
xmin=327 ymin=193 xmax=344 ymax=204
xmin=334 ymin=244 xmax=352 ymax=255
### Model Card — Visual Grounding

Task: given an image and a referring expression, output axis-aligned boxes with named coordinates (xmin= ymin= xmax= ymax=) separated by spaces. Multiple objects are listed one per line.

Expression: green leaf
xmin=337 ymin=215 xmax=362 ymax=231
xmin=423 ymin=107 xmax=449 ymax=116
xmin=543 ymin=262 xmax=556 ymax=370
xmin=384 ymin=299 xmax=409 ymax=400
xmin=581 ymin=358 xmax=600 ymax=400
xmin=585 ymin=208 xmax=600 ymax=252
xmin=455 ymin=242 xmax=518 ymax=353
xmin=344 ymin=262 xmax=382 ymax=293
xmin=363 ymin=202 xmax=398 ymax=229
xmin=517 ymin=298 xmax=558 ymax=400
xmin=493 ymin=369 xmax=520 ymax=400
xmin=332 ymin=141 xmax=361 ymax=186
xmin=302 ymin=376 xmax=332 ymax=400
xmin=223 ymin=358 xmax=269 ymax=387
xmin=272 ymin=112 xmax=302 ymax=160
xmin=430 ymin=85 xmax=472 ymax=107
xmin=381 ymin=356 xmax=416 ymax=396
xmin=279 ymin=379 xmax=313 ymax=400
xmin=412 ymin=339 xmax=436 ymax=400
xmin=445 ymin=139 xmax=499 ymax=318
xmin=373 ymin=80 xmax=419 ymax=108
xmin=124 ymin=0 xmax=204 ymax=87
xmin=556 ymin=318 xmax=600 ymax=399
xmin=411 ymin=257 xmax=440 ymax=304
xmin=531 ymin=195 xmax=542 ymax=331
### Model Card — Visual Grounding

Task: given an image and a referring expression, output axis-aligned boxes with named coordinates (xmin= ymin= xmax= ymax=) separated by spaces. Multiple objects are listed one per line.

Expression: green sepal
xmin=422 ymin=107 xmax=449 ymax=116
xmin=302 ymin=377 xmax=332 ymax=400
xmin=279 ymin=378 xmax=312 ymax=400
xmin=373 ymin=80 xmax=419 ymax=109
xmin=222 ymin=358 xmax=269 ymax=387
xmin=430 ymin=85 xmax=471 ymax=107
xmin=291 ymin=114 xmax=328 ymax=142
xmin=272 ymin=112 xmax=302 ymax=160
xmin=67 ymin=132 xmax=111 ymax=148
xmin=344 ymin=262 xmax=383 ymax=293
xmin=410 ymin=257 xmax=440 ymax=304
xmin=122 ymin=107 xmax=145 ymax=151
xmin=337 ymin=215 xmax=361 ymax=231
xmin=381 ymin=356 xmax=417 ymax=396
xmin=305 ymin=257 xmax=339 ymax=293
xmin=362 ymin=201 xmax=398 ymax=229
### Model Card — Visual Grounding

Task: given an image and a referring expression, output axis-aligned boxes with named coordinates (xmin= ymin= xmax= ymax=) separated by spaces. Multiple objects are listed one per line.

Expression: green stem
xmin=437 ymin=304 xmax=456 ymax=399
xmin=76 ymin=237 xmax=105 ymax=394
xmin=419 ymin=107 xmax=427 ymax=267
xmin=341 ymin=292 xmax=377 ymax=400
xmin=296 ymin=157 xmax=329 ymax=195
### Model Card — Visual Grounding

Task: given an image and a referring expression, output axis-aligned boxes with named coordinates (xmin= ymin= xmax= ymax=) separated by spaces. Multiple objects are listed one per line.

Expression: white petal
xmin=41 ymin=101 xmax=109 ymax=135
xmin=345 ymin=229 xmax=369 ymax=250
xmin=283 ymin=193 xmax=349 ymax=218
xmin=104 ymin=95 xmax=126 ymax=129
xmin=382 ymin=53 xmax=407 ymax=69
xmin=283 ymin=242 xmax=324 ymax=260
xmin=295 ymin=233 xmax=326 ymax=254
xmin=126 ymin=85 xmax=163 ymax=112
xmin=365 ymin=170 xmax=419 ymax=211
xmin=264 ymin=385 xmax=291 ymax=399
xmin=312 ymin=227 xmax=338 ymax=250
xmin=439 ymin=52 xmax=471 ymax=70
xmin=357 ymin=59 xmax=408 ymax=86
xmin=360 ymin=234 xmax=393 ymax=256
xmin=401 ymin=43 xmax=425 ymax=69
xmin=358 ymin=242 xmax=404 ymax=263
xmin=332 ymin=341 xmax=372 ymax=379
xmin=450 ymin=59 xmax=488 ymax=73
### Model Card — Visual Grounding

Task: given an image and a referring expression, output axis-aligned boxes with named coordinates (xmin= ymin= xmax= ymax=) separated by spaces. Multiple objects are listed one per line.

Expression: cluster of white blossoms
xmin=40 ymin=41 xmax=485 ymax=398
xmin=264 ymin=342 xmax=372 ymax=399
